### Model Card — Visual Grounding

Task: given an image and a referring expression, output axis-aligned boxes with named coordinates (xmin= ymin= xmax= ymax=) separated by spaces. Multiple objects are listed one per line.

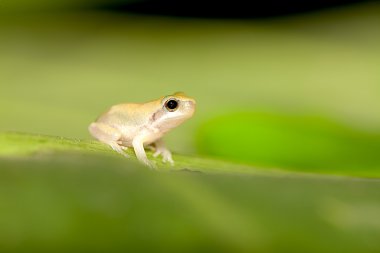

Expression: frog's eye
xmin=164 ymin=99 xmax=179 ymax=112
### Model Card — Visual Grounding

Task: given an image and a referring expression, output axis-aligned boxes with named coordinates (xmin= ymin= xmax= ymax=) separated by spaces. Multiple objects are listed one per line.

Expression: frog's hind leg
xmin=88 ymin=122 xmax=129 ymax=157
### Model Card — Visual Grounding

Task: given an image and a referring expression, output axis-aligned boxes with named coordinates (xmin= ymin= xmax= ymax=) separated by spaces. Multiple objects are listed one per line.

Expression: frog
xmin=88 ymin=92 xmax=196 ymax=168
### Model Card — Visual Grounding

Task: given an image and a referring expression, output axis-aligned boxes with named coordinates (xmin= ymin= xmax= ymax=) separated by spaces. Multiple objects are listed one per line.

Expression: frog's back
xmin=96 ymin=103 xmax=140 ymax=127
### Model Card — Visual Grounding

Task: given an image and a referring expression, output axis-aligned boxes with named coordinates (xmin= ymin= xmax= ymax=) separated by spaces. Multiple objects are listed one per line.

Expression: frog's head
xmin=153 ymin=92 xmax=196 ymax=130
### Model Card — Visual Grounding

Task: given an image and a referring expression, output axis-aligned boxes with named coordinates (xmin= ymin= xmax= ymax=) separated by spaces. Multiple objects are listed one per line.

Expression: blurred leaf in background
xmin=197 ymin=112 xmax=380 ymax=177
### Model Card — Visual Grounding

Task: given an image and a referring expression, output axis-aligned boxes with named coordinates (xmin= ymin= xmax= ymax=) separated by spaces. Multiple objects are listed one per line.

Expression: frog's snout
xmin=186 ymin=99 xmax=196 ymax=108
xmin=184 ymin=100 xmax=196 ymax=116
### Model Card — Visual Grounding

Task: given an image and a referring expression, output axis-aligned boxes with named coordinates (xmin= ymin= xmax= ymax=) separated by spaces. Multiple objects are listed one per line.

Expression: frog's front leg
xmin=153 ymin=139 xmax=174 ymax=165
xmin=88 ymin=122 xmax=129 ymax=157
xmin=132 ymin=136 xmax=156 ymax=169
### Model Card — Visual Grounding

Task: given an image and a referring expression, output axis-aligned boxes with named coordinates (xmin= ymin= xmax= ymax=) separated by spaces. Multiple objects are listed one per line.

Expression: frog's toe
xmin=152 ymin=147 xmax=174 ymax=165
xmin=162 ymin=152 xmax=174 ymax=165
xmin=110 ymin=143 xmax=130 ymax=158
xmin=153 ymin=150 xmax=161 ymax=158
xmin=146 ymin=160 xmax=158 ymax=169
xmin=164 ymin=157 xmax=174 ymax=166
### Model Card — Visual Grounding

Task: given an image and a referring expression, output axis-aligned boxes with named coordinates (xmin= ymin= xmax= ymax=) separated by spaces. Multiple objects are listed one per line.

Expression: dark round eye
xmin=165 ymin=99 xmax=178 ymax=111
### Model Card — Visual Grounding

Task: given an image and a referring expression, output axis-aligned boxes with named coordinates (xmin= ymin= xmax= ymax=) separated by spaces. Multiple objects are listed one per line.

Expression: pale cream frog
xmin=89 ymin=92 xmax=196 ymax=168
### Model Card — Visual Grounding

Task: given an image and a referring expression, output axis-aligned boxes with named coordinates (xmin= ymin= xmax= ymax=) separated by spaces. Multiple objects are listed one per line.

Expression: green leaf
xmin=0 ymin=132 xmax=271 ymax=175
xmin=1 ymin=132 xmax=380 ymax=252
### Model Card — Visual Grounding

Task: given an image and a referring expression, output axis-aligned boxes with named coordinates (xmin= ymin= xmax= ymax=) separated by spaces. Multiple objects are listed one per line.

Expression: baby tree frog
xmin=89 ymin=92 xmax=196 ymax=168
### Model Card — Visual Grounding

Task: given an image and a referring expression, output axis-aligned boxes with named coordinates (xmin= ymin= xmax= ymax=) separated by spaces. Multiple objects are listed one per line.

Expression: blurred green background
xmin=1 ymin=1 xmax=380 ymax=154
xmin=1 ymin=0 xmax=380 ymax=252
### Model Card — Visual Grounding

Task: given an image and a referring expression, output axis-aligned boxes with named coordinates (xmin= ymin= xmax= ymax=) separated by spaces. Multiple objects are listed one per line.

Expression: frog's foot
xmin=146 ymin=160 xmax=157 ymax=169
xmin=117 ymin=143 xmax=129 ymax=151
xmin=118 ymin=145 xmax=130 ymax=156
xmin=137 ymin=154 xmax=157 ymax=169
xmin=153 ymin=147 xmax=174 ymax=165
xmin=110 ymin=143 xmax=130 ymax=158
